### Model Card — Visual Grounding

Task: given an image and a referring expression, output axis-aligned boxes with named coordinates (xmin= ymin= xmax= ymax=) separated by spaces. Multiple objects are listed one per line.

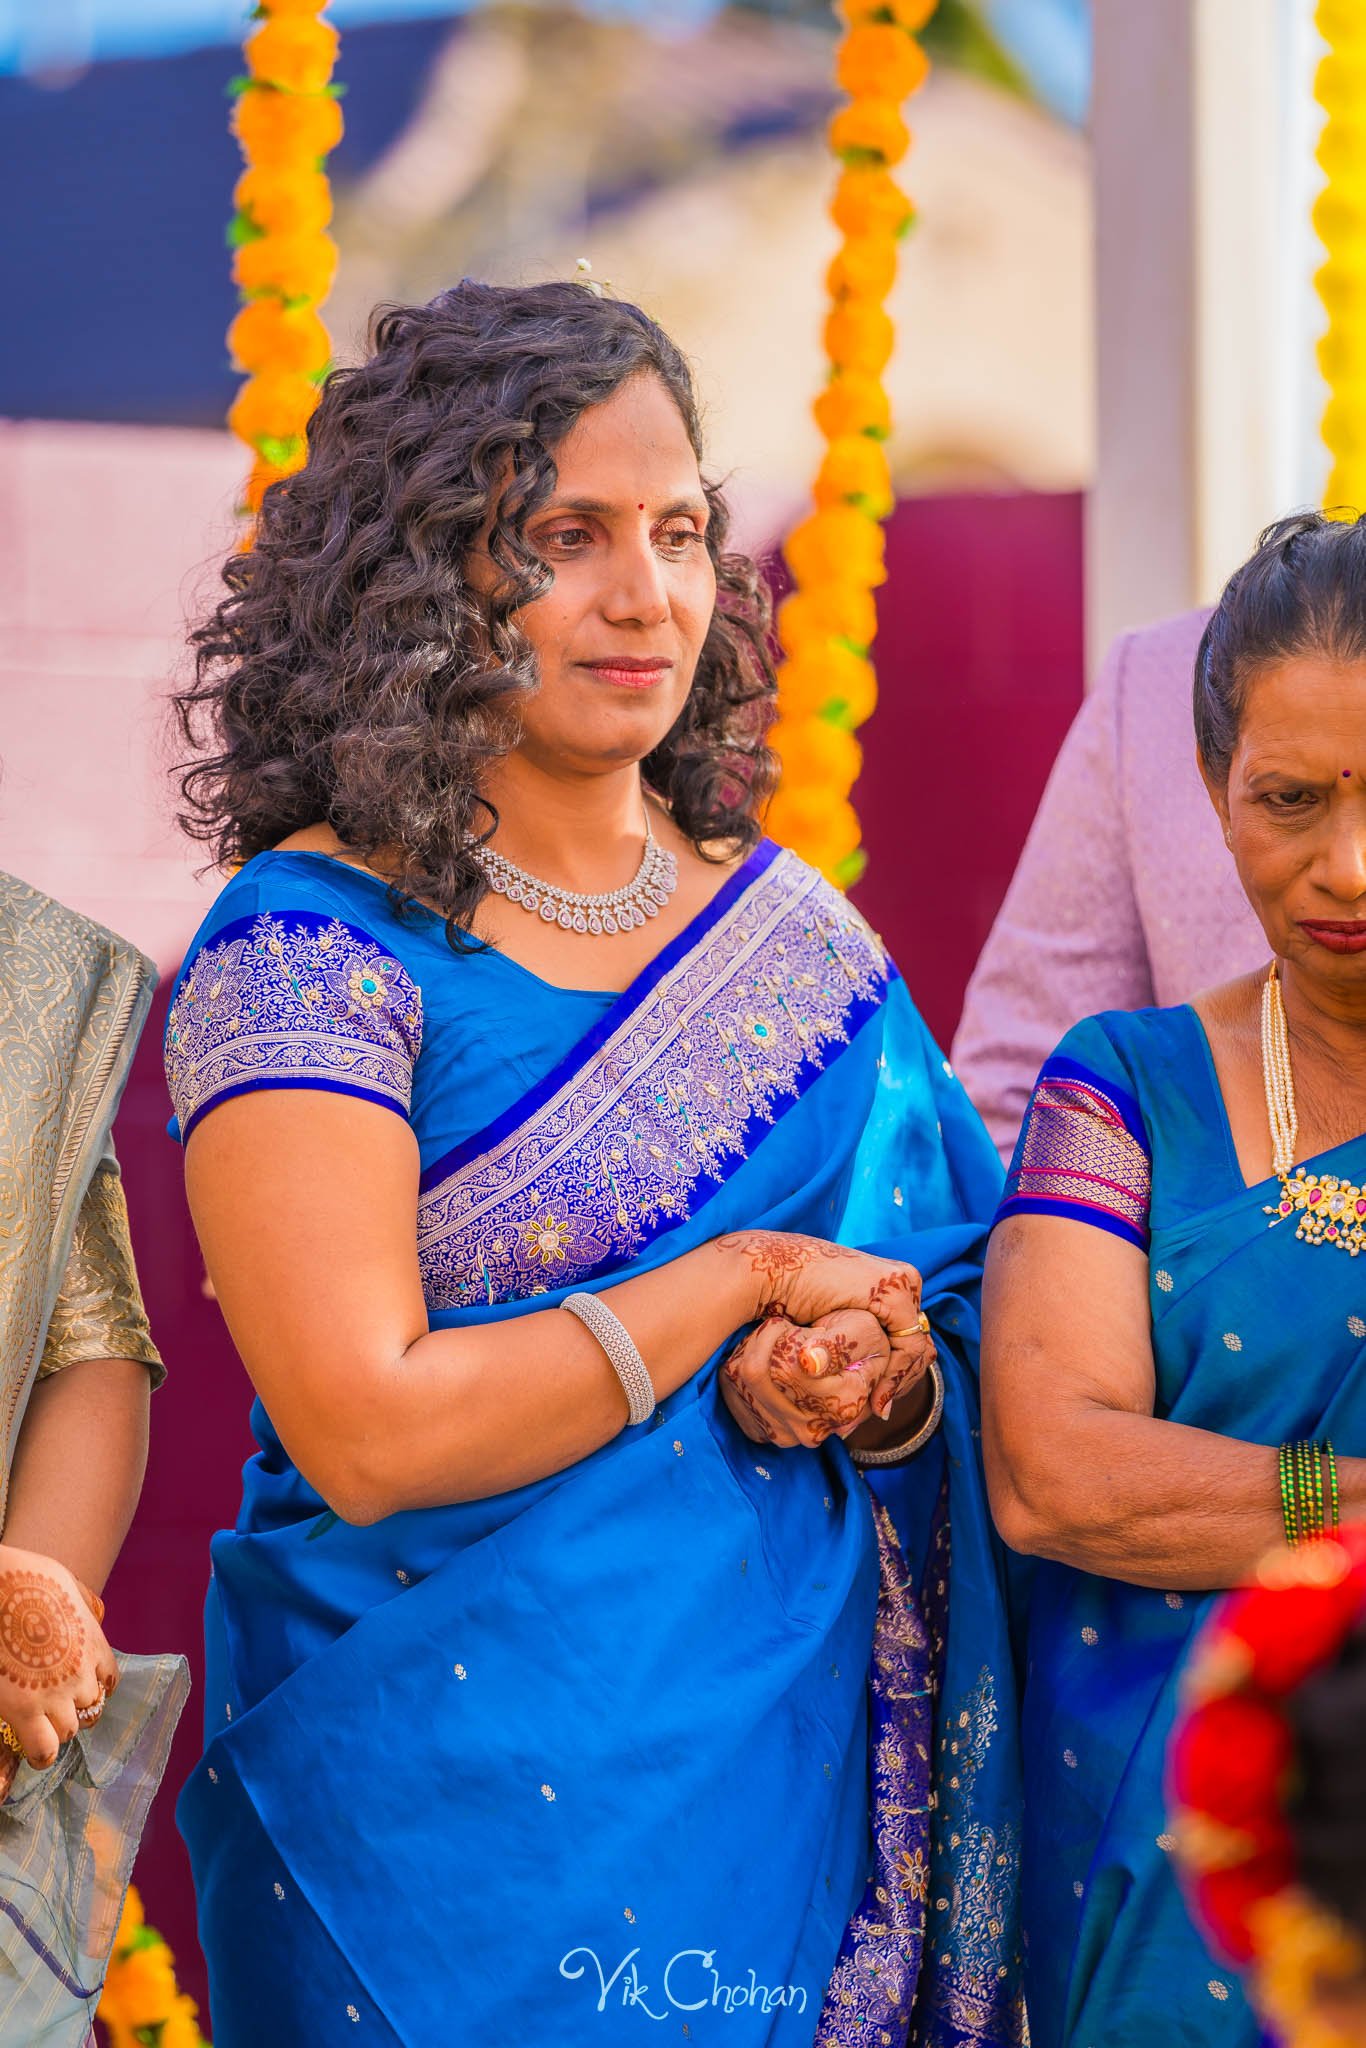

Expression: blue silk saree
xmin=999 ymin=1001 xmax=1366 ymax=2048
xmin=165 ymin=839 xmax=1024 ymax=2047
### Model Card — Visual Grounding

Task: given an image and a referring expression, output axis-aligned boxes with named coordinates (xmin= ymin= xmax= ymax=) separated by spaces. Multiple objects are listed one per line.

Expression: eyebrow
xmin=538 ymin=495 xmax=709 ymax=521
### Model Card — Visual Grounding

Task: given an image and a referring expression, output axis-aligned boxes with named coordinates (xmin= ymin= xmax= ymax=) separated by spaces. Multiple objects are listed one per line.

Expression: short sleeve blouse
xmin=994 ymin=1013 xmax=1154 ymax=1251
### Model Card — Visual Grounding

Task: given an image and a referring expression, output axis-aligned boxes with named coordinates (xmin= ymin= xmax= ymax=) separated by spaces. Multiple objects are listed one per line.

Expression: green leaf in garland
xmin=832 ymin=634 xmax=871 ymax=660
xmin=834 ymin=849 xmax=869 ymax=889
xmin=255 ymin=433 xmax=306 ymax=467
xmin=226 ymin=212 xmax=265 ymax=249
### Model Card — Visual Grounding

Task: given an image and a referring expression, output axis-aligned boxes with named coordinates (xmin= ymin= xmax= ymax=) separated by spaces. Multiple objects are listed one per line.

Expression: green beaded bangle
xmin=1324 ymin=1440 xmax=1340 ymax=1535
xmin=1279 ymin=1440 xmax=1301 ymax=1548
xmin=1297 ymin=1439 xmax=1322 ymax=1541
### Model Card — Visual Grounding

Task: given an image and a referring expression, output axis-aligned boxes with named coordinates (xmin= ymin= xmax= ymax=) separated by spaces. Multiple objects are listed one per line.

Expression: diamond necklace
xmin=473 ymin=804 xmax=679 ymax=937
xmin=1261 ymin=960 xmax=1366 ymax=1253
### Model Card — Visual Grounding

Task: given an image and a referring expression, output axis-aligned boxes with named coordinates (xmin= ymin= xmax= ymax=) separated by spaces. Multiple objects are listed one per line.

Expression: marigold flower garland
xmin=1314 ymin=0 xmax=1366 ymax=514
xmin=1169 ymin=1526 xmax=1366 ymax=2048
xmin=97 ymin=1886 xmax=208 ymax=2048
xmin=227 ymin=0 xmax=343 ymax=526
xmin=768 ymin=0 xmax=937 ymax=885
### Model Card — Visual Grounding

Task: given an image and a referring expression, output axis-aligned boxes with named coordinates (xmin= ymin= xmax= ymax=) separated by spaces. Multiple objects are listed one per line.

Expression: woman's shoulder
xmin=165 ymin=851 xmax=430 ymax=1143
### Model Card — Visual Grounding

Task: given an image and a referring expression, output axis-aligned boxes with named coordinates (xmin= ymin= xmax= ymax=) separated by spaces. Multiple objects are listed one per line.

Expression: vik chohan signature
xmin=560 ymin=1944 xmax=809 ymax=2020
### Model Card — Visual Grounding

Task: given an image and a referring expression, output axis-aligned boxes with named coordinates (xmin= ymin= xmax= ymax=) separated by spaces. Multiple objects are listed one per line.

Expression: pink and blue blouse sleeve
xmin=994 ymin=1020 xmax=1152 ymax=1251
xmin=164 ymin=906 xmax=424 ymax=1143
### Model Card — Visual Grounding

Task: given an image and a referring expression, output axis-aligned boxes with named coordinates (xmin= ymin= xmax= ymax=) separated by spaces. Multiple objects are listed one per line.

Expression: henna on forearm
xmin=715 ymin=1232 xmax=859 ymax=1315
xmin=0 ymin=1572 xmax=84 ymax=1692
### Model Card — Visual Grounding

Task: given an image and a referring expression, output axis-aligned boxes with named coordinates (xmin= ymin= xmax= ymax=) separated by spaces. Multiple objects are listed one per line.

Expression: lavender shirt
xmin=952 ymin=608 xmax=1267 ymax=1158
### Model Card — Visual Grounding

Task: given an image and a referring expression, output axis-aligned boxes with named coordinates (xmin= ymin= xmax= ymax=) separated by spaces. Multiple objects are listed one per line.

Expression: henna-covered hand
xmin=722 ymin=1309 xmax=892 ymax=1449
xmin=716 ymin=1232 xmax=927 ymax=1417
xmin=0 ymin=1547 xmax=118 ymax=1778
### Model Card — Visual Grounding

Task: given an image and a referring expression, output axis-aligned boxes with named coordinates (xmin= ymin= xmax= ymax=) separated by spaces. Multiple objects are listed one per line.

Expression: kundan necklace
xmin=474 ymin=805 xmax=678 ymax=936
xmin=1261 ymin=960 xmax=1366 ymax=1253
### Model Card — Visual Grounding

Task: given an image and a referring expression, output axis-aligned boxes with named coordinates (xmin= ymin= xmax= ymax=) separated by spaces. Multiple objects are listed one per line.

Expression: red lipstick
xmin=1300 ymin=920 xmax=1366 ymax=954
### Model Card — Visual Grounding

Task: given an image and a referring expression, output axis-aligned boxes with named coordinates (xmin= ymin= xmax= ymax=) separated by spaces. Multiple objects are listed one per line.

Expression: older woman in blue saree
xmin=983 ymin=510 xmax=1366 ymax=2048
xmin=166 ymin=281 xmax=1023 ymax=2046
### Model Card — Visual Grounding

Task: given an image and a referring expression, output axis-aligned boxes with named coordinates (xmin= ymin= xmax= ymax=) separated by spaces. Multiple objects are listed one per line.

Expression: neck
xmin=479 ymin=753 xmax=650 ymax=891
xmin=1280 ymin=956 xmax=1366 ymax=1082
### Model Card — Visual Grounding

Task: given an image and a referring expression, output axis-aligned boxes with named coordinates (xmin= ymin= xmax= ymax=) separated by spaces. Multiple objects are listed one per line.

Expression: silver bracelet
xmin=849 ymin=1360 xmax=944 ymax=1468
xmin=562 ymin=1292 xmax=656 ymax=1427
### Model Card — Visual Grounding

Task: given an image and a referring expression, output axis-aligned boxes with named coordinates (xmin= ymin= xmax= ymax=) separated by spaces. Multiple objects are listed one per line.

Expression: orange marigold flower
xmin=827 ymin=235 xmax=899 ymax=305
xmin=836 ymin=24 xmax=930 ymax=102
xmin=824 ymin=299 xmax=895 ymax=377
xmin=777 ymin=584 xmax=879 ymax=656
xmin=770 ymin=715 xmax=863 ymax=793
xmin=776 ymin=644 xmax=878 ymax=724
xmin=110 ymin=1886 xmax=145 ymax=1959
xmin=829 ymin=99 xmax=911 ymax=167
xmin=235 ymin=164 xmax=333 ymax=237
xmin=785 ymin=506 xmax=886 ymax=591
xmin=259 ymin=0 xmax=333 ymax=12
xmin=245 ymin=447 xmax=307 ymax=517
xmin=109 ymin=1944 xmax=180 ymax=2031
xmin=831 ymin=166 xmax=914 ymax=242
xmin=160 ymin=1993 xmax=207 ymax=2048
xmin=234 ymin=230 xmax=339 ymax=303
xmin=765 ymin=787 xmax=862 ymax=873
xmin=229 ymin=299 xmax=331 ymax=375
xmin=813 ymin=371 xmax=892 ymax=443
xmin=233 ymin=85 xmax=344 ymax=166
xmin=246 ymin=16 xmax=340 ymax=94
xmin=815 ymin=435 xmax=894 ymax=516
xmin=229 ymin=370 xmax=319 ymax=449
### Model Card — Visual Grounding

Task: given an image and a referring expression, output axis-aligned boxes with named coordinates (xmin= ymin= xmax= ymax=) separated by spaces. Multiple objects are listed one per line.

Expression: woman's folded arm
xmin=186 ymin=1089 xmax=924 ymax=1521
xmin=982 ymin=1211 xmax=1366 ymax=1589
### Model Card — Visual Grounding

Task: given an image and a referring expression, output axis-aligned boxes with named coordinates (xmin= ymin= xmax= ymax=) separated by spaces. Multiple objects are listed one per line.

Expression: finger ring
xmin=76 ymin=1701 xmax=104 ymax=1728
xmin=890 ymin=1313 xmax=932 ymax=1338
xmin=0 ymin=1721 xmax=22 ymax=1759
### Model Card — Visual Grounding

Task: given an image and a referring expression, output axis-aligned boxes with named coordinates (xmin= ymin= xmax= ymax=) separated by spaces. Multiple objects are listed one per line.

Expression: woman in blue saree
xmin=982 ymin=510 xmax=1366 ymax=2048
xmin=166 ymin=280 xmax=1022 ymax=2045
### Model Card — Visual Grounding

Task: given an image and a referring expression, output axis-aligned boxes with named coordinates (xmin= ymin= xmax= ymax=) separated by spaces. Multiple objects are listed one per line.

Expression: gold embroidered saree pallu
xmin=167 ymin=842 xmax=1023 ymax=2046
xmin=0 ymin=875 xmax=188 ymax=2044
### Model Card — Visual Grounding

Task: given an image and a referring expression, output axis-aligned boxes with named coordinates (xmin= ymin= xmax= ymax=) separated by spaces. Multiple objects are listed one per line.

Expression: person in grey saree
xmin=0 ymin=871 xmax=187 ymax=2045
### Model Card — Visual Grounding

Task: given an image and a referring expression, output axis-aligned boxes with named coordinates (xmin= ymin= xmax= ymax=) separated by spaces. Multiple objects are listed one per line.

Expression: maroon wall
xmin=851 ymin=490 xmax=1086 ymax=1048
xmin=105 ymin=486 xmax=1086 ymax=2021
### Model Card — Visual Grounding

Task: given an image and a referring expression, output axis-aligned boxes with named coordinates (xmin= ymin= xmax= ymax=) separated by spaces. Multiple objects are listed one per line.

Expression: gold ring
xmin=889 ymin=1314 xmax=932 ymax=1338
xmin=0 ymin=1720 xmax=23 ymax=1759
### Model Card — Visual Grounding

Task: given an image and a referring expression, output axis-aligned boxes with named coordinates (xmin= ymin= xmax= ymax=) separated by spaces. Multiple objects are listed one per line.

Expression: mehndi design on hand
xmin=0 ymin=1571 xmax=84 ymax=1692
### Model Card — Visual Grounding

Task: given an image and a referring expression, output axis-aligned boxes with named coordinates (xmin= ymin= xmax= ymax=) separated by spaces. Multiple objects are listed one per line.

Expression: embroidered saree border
xmin=416 ymin=849 xmax=892 ymax=1309
xmin=995 ymin=1053 xmax=1152 ymax=1252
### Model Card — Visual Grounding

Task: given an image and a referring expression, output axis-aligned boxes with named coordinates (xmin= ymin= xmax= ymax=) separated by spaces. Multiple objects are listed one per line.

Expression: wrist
xmin=847 ymin=1368 xmax=936 ymax=1456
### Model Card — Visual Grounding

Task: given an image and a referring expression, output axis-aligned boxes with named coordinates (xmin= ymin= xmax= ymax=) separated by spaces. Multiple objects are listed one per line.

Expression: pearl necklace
xmin=1261 ymin=961 xmax=1366 ymax=1253
xmin=473 ymin=807 xmax=679 ymax=936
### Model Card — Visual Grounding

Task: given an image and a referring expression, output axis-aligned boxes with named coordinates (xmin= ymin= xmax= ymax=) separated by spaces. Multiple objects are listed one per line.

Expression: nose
xmin=1319 ymin=810 xmax=1366 ymax=907
xmin=601 ymin=530 xmax=670 ymax=629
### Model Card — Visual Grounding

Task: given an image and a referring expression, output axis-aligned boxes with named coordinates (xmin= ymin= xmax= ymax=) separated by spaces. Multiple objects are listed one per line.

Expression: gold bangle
xmin=0 ymin=1720 xmax=24 ymax=1759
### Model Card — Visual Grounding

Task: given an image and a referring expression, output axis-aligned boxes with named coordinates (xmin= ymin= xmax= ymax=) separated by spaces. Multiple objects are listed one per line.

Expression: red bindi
xmin=1346 ymin=770 xmax=1353 ymax=778
xmin=638 ymin=503 xmax=645 ymax=511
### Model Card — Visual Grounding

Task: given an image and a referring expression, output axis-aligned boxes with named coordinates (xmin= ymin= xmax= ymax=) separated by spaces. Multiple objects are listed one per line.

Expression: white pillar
xmin=1088 ymin=0 xmax=1326 ymax=673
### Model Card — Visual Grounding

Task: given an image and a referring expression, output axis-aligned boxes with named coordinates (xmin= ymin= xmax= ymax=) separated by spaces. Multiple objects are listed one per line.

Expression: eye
xmin=656 ymin=523 xmax=706 ymax=555
xmin=1264 ymin=788 xmax=1318 ymax=812
xmin=539 ymin=524 xmax=594 ymax=554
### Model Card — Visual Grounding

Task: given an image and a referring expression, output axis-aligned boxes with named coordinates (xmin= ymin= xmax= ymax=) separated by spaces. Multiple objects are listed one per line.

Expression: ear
xmin=1198 ymin=749 xmax=1233 ymax=847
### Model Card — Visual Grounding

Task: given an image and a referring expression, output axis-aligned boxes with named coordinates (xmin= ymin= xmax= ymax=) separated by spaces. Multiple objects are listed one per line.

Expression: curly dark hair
xmin=175 ymin=279 xmax=778 ymax=944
